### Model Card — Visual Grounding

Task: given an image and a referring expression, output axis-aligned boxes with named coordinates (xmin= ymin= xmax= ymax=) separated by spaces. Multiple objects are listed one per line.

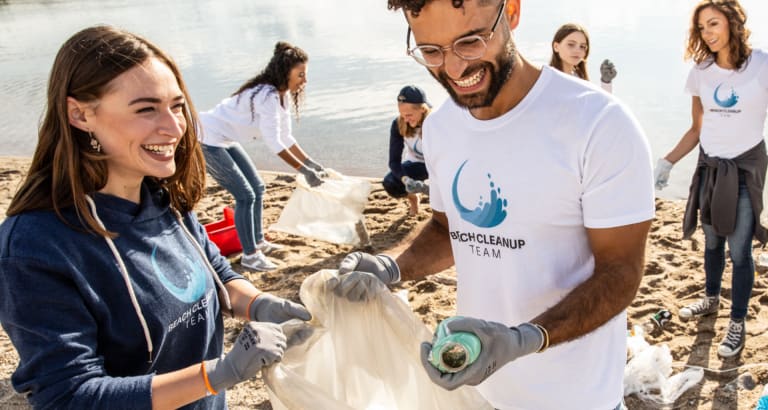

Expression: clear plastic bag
xmin=263 ymin=270 xmax=492 ymax=410
xmin=270 ymin=170 xmax=371 ymax=245
xmin=624 ymin=326 xmax=704 ymax=404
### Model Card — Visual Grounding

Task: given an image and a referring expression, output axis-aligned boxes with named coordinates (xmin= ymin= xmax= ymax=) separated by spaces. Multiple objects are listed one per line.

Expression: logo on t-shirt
xmin=152 ymin=244 xmax=207 ymax=303
xmin=451 ymin=160 xmax=507 ymax=228
xmin=713 ymin=83 xmax=739 ymax=108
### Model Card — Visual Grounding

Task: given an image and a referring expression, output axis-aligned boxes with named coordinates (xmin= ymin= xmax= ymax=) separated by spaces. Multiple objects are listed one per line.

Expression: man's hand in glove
xmin=419 ymin=317 xmax=544 ymax=390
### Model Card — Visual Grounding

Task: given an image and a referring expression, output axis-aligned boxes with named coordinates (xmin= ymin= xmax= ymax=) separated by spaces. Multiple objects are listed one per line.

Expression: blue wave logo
xmin=152 ymin=245 xmax=207 ymax=303
xmin=411 ymin=140 xmax=423 ymax=157
xmin=451 ymin=160 xmax=507 ymax=228
xmin=713 ymin=83 xmax=739 ymax=108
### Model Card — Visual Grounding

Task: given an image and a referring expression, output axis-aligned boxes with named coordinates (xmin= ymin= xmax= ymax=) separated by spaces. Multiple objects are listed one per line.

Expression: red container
xmin=204 ymin=207 xmax=242 ymax=256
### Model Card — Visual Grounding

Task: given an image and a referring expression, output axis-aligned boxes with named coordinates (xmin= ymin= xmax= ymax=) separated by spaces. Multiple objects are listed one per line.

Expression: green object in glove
xmin=429 ymin=316 xmax=482 ymax=373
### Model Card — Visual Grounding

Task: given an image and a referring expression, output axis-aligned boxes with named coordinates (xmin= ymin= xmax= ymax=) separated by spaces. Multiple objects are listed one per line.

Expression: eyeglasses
xmin=406 ymin=0 xmax=506 ymax=68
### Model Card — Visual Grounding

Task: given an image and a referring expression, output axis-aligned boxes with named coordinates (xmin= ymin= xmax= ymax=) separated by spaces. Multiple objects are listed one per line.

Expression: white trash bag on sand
xmin=624 ymin=325 xmax=704 ymax=405
xmin=263 ymin=270 xmax=492 ymax=410
xmin=270 ymin=169 xmax=371 ymax=246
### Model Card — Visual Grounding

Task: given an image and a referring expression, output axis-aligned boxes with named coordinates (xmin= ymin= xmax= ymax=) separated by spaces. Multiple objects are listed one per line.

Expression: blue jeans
xmin=202 ymin=143 xmax=265 ymax=254
xmin=382 ymin=161 xmax=429 ymax=198
xmin=700 ymin=178 xmax=754 ymax=320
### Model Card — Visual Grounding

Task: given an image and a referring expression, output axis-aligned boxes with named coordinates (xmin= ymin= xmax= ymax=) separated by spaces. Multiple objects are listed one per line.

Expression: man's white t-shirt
xmin=423 ymin=65 xmax=655 ymax=410
xmin=686 ymin=48 xmax=768 ymax=159
xmin=198 ymin=84 xmax=297 ymax=153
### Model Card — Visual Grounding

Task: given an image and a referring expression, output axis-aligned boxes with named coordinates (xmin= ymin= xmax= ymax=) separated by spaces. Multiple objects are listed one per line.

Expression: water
xmin=1 ymin=0 xmax=768 ymax=199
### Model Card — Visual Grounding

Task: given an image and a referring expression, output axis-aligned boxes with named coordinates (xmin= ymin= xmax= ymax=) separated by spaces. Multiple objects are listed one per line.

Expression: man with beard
xmin=332 ymin=1 xmax=654 ymax=408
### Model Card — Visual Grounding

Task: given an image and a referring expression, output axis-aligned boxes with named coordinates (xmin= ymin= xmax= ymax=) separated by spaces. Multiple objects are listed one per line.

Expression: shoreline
xmin=0 ymin=156 xmax=767 ymax=409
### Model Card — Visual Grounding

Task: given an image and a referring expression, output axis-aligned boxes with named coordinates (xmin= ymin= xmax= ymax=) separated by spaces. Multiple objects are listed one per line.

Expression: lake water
xmin=2 ymin=0 xmax=768 ymax=199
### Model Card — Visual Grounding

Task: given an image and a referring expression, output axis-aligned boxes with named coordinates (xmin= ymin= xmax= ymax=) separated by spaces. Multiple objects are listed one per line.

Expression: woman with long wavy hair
xmin=655 ymin=0 xmax=768 ymax=358
xmin=199 ymin=41 xmax=327 ymax=271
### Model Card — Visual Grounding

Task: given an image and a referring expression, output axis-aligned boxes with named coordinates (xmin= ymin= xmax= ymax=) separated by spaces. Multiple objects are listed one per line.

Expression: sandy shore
xmin=0 ymin=156 xmax=767 ymax=409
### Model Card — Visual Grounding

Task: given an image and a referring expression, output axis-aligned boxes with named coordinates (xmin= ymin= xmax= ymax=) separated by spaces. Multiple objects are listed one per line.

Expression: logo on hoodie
xmin=451 ymin=160 xmax=507 ymax=228
xmin=152 ymin=245 xmax=207 ymax=303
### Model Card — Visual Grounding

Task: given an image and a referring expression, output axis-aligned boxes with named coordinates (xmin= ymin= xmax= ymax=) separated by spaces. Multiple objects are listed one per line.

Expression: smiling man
xmin=333 ymin=1 xmax=655 ymax=408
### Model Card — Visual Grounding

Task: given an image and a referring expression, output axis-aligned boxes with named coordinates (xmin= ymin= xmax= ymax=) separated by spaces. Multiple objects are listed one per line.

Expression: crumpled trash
xmin=624 ymin=325 xmax=704 ymax=404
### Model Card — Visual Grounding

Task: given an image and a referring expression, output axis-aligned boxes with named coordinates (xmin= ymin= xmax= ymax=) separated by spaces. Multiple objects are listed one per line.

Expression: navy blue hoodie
xmin=0 ymin=182 xmax=243 ymax=409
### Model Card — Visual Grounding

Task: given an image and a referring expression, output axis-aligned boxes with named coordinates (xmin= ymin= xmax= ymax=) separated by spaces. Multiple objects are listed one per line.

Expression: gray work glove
xmin=402 ymin=176 xmax=429 ymax=195
xmin=298 ymin=165 xmax=324 ymax=187
xmin=332 ymin=252 xmax=401 ymax=302
xmin=249 ymin=293 xmax=312 ymax=324
xmin=419 ymin=317 xmax=543 ymax=390
xmin=303 ymin=157 xmax=329 ymax=178
xmin=600 ymin=59 xmax=617 ymax=84
xmin=654 ymin=158 xmax=673 ymax=190
xmin=205 ymin=322 xmax=286 ymax=392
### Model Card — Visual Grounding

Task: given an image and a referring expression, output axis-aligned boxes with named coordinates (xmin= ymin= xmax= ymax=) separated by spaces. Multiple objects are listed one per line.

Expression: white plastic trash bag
xmin=263 ymin=270 xmax=492 ymax=410
xmin=270 ymin=170 xmax=371 ymax=245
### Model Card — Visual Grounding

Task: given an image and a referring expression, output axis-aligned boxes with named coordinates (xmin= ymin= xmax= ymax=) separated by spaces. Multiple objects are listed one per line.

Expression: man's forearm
xmin=393 ymin=213 xmax=454 ymax=281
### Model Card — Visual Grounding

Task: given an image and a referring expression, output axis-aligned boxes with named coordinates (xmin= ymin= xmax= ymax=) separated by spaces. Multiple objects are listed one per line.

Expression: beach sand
xmin=0 ymin=156 xmax=767 ymax=409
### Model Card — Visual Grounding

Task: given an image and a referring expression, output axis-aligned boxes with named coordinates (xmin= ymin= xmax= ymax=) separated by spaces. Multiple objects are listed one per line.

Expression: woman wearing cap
xmin=382 ymin=85 xmax=431 ymax=216
xmin=199 ymin=41 xmax=327 ymax=272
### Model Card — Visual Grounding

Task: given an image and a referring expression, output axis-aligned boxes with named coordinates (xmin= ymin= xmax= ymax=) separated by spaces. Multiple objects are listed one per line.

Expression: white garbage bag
xmin=264 ymin=270 xmax=492 ymax=410
xmin=270 ymin=170 xmax=371 ymax=245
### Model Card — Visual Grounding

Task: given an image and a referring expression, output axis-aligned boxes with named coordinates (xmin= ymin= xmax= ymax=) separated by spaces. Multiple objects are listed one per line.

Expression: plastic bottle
xmin=429 ymin=316 xmax=482 ymax=373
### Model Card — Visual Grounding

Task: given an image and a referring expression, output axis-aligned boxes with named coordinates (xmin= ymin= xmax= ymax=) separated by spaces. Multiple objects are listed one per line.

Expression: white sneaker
xmin=257 ymin=240 xmax=284 ymax=255
xmin=241 ymin=252 xmax=277 ymax=271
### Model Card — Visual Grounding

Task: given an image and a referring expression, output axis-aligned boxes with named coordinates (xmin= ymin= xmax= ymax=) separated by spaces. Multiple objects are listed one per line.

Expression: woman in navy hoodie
xmin=0 ymin=26 xmax=311 ymax=409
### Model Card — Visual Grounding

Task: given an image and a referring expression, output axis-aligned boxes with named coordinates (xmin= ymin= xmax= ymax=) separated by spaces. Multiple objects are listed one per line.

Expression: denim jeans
xmin=202 ymin=143 xmax=265 ymax=254
xmin=382 ymin=161 xmax=429 ymax=198
xmin=700 ymin=178 xmax=754 ymax=320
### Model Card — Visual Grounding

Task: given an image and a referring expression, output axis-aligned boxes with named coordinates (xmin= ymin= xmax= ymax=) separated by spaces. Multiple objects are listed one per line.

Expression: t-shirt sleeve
xmin=422 ymin=116 xmax=445 ymax=212
xmin=758 ymin=51 xmax=768 ymax=90
xmin=685 ymin=65 xmax=700 ymax=96
xmin=581 ymin=102 xmax=655 ymax=228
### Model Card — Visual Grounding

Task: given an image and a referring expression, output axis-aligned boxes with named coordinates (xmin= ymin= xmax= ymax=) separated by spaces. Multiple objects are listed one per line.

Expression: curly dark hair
xmin=233 ymin=41 xmax=308 ymax=120
xmin=685 ymin=0 xmax=751 ymax=70
xmin=388 ymin=0 xmax=494 ymax=16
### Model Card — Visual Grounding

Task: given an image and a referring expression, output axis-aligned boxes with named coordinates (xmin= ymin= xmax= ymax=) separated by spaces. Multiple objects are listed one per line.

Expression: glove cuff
xmin=375 ymin=254 xmax=401 ymax=283
xmin=516 ymin=322 xmax=547 ymax=355
xmin=204 ymin=358 xmax=232 ymax=393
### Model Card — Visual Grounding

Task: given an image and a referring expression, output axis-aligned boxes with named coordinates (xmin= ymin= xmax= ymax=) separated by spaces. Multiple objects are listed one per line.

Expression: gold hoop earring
xmin=88 ymin=131 xmax=102 ymax=153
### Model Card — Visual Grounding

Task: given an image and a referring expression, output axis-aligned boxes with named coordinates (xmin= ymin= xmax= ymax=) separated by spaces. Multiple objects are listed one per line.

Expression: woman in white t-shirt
xmin=655 ymin=0 xmax=768 ymax=358
xmin=199 ymin=41 xmax=327 ymax=272
xmin=549 ymin=23 xmax=616 ymax=93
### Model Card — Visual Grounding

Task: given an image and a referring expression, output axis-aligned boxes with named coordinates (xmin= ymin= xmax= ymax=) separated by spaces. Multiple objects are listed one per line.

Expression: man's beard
xmin=431 ymin=38 xmax=516 ymax=109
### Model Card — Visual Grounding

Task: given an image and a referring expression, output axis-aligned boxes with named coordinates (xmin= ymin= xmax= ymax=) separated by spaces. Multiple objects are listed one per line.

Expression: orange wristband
xmin=200 ymin=361 xmax=218 ymax=396
xmin=247 ymin=292 xmax=262 ymax=321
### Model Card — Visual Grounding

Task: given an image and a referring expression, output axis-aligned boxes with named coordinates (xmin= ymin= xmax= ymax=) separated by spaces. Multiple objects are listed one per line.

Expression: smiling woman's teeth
xmin=455 ymin=69 xmax=484 ymax=88
xmin=143 ymin=144 xmax=174 ymax=155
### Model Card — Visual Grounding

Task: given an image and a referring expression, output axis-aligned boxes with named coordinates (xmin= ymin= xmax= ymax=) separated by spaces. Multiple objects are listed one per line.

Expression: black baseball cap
xmin=397 ymin=85 xmax=429 ymax=105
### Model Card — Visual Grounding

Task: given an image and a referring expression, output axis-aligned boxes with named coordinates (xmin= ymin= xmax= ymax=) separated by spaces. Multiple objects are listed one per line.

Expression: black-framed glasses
xmin=406 ymin=0 xmax=506 ymax=67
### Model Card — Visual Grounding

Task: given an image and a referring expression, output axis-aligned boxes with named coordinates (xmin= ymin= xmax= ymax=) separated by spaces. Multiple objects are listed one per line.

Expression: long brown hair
xmin=233 ymin=41 xmax=308 ymax=121
xmin=7 ymin=25 xmax=205 ymax=237
xmin=397 ymin=103 xmax=431 ymax=138
xmin=686 ymin=0 xmax=751 ymax=69
xmin=549 ymin=23 xmax=591 ymax=81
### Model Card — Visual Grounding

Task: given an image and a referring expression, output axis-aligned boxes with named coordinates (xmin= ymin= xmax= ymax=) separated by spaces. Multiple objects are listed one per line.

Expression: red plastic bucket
xmin=203 ymin=207 xmax=242 ymax=256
